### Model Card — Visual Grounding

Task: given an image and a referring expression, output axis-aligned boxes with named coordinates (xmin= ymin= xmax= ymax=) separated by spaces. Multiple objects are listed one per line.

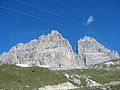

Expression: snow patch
xmin=16 ymin=64 xmax=31 ymax=67
xmin=37 ymin=64 xmax=50 ymax=68
xmin=104 ymin=61 xmax=115 ymax=65
xmin=38 ymin=82 xmax=78 ymax=90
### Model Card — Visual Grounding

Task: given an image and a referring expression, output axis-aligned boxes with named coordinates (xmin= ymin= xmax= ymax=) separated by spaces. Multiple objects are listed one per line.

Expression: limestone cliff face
xmin=0 ymin=30 xmax=119 ymax=68
xmin=77 ymin=36 xmax=119 ymax=66
xmin=0 ymin=30 xmax=77 ymax=68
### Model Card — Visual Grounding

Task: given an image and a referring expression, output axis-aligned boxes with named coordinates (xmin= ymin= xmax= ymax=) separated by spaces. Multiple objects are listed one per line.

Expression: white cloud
xmin=85 ymin=16 xmax=95 ymax=25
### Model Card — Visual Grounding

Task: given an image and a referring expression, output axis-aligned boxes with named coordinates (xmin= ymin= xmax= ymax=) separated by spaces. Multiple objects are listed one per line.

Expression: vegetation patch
xmin=0 ymin=64 xmax=67 ymax=90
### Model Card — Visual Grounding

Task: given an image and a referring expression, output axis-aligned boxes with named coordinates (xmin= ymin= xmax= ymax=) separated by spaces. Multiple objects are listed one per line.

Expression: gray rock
xmin=64 ymin=73 xmax=81 ymax=85
xmin=0 ymin=30 xmax=77 ymax=68
xmin=77 ymin=36 xmax=119 ymax=66
xmin=0 ymin=30 xmax=119 ymax=69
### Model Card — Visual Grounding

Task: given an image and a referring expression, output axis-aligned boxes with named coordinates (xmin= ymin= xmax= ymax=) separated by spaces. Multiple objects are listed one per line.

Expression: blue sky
xmin=0 ymin=0 xmax=120 ymax=54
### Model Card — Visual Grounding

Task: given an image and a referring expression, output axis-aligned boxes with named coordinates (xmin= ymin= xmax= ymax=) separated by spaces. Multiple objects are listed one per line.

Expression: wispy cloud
xmin=84 ymin=16 xmax=95 ymax=25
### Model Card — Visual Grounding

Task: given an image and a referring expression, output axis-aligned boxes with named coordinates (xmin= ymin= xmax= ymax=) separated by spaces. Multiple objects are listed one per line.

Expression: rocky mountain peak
xmin=37 ymin=30 xmax=72 ymax=51
xmin=50 ymin=30 xmax=61 ymax=36
xmin=0 ymin=30 xmax=76 ymax=68
xmin=38 ymin=30 xmax=62 ymax=40
xmin=79 ymin=36 xmax=96 ymax=41
xmin=77 ymin=36 xmax=110 ymax=53
xmin=77 ymin=36 xmax=119 ymax=66
xmin=0 ymin=30 xmax=119 ymax=69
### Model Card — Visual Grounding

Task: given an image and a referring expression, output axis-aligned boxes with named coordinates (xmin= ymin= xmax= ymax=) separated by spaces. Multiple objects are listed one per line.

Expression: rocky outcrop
xmin=0 ymin=30 xmax=119 ymax=68
xmin=64 ymin=73 xmax=81 ymax=85
xmin=77 ymin=36 xmax=119 ymax=66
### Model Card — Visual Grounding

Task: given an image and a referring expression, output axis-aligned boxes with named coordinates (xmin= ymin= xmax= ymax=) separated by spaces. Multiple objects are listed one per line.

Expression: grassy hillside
xmin=93 ymin=58 xmax=120 ymax=71
xmin=67 ymin=59 xmax=120 ymax=90
xmin=0 ymin=59 xmax=120 ymax=90
xmin=0 ymin=64 xmax=67 ymax=90
xmin=66 ymin=68 xmax=120 ymax=84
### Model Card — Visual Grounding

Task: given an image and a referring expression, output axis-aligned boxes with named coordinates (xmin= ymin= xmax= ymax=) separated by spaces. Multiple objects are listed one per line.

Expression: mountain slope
xmin=65 ymin=59 xmax=120 ymax=90
xmin=0 ymin=64 xmax=68 ymax=90
xmin=0 ymin=60 xmax=120 ymax=90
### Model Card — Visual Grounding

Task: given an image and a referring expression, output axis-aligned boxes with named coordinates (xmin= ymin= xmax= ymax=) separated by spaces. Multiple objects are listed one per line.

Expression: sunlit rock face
xmin=0 ymin=30 xmax=119 ymax=69
xmin=0 ymin=30 xmax=78 ymax=68
xmin=77 ymin=36 xmax=119 ymax=66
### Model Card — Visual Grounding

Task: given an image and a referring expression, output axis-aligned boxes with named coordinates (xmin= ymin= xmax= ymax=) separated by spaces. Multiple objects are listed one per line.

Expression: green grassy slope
xmin=66 ymin=68 xmax=120 ymax=84
xmin=0 ymin=64 xmax=67 ymax=90
xmin=0 ymin=59 xmax=120 ymax=90
xmin=93 ymin=59 xmax=120 ymax=71
xmin=67 ymin=59 xmax=120 ymax=90
xmin=65 ymin=59 xmax=120 ymax=84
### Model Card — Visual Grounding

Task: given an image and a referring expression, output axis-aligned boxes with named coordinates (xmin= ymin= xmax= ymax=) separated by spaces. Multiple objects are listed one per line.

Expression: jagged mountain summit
xmin=77 ymin=36 xmax=119 ymax=66
xmin=0 ymin=30 xmax=77 ymax=69
xmin=0 ymin=30 xmax=119 ymax=69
